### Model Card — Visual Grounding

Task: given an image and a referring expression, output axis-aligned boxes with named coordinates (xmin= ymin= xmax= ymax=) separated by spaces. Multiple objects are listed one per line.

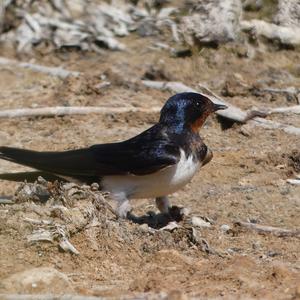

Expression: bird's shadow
xmin=127 ymin=205 xmax=185 ymax=229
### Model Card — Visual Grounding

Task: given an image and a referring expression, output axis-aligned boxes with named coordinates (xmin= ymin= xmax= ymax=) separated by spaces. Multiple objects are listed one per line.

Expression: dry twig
xmin=247 ymin=117 xmax=300 ymax=135
xmin=0 ymin=57 xmax=80 ymax=78
xmin=0 ymin=198 xmax=14 ymax=204
xmin=266 ymin=105 xmax=300 ymax=114
xmin=235 ymin=221 xmax=300 ymax=238
xmin=0 ymin=106 xmax=161 ymax=119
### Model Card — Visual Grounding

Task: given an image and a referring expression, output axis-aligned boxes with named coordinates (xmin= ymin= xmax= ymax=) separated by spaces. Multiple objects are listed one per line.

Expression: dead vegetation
xmin=1 ymin=178 xmax=299 ymax=299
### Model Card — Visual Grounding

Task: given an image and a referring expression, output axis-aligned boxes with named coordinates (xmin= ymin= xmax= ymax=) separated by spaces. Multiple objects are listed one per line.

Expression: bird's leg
xmin=114 ymin=193 xmax=148 ymax=224
xmin=113 ymin=192 xmax=132 ymax=218
xmin=117 ymin=200 xmax=132 ymax=218
xmin=156 ymin=196 xmax=186 ymax=223
xmin=155 ymin=196 xmax=170 ymax=213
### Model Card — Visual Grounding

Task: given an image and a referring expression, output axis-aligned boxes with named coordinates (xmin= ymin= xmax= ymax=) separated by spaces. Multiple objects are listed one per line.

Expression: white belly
xmin=101 ymin=149 xmax=201 ymax=199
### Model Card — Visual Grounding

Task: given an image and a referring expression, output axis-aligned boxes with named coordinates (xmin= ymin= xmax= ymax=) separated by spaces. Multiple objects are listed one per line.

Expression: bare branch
xmin=0 ymin=57 xmax=80 ymax=78
xmin=235 ymin=221 xmax=300 ymax=238
xmin=0 ymin=199 xmax=14 ymax=204
xmin=267 ymin=105 xmax=300 ymax=114
xmin=248 ymin=117 xmax=300 ymax=135
xmin=0 ymin=106 xmax=161 ymax=119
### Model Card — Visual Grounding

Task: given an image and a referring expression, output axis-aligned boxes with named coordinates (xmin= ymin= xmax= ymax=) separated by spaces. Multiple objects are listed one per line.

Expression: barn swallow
xmin=0 ymin=93 xmax=227 ymax=218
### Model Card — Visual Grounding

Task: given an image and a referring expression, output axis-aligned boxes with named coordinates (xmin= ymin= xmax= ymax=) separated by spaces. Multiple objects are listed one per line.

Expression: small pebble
xmin=252 ymin=241 xmax=261 ymax=250
xmin=267 ymin=250 xmax=280 ymax=257
xmin=248 ymin=217 xmax=259 ymax=224
xmin=180 ymin=207 xmax=190 ymax=216
xmin=220 ymin=224 xmax=231 ymax=232
xmin=280 ymin=187 xmax=290 ymax=195
xmin=37 ymin=176 xmax=47 ymax=184
xmin=139 ymin=223 xmax=150 ymax=233
xmin=227 ymin=248 xmax=235 ymax=255
xmin=91 ymin=183 xmax=100 ymax=191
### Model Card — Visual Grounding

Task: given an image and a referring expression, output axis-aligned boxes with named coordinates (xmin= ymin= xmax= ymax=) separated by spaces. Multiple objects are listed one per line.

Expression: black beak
xmin=213 ymin=103 xmax=228 ymax=111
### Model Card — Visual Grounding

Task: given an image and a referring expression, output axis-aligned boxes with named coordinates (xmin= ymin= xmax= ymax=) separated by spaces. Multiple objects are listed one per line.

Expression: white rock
xmin=191 ymin=216 xmax=211 ymax=228
xmin=181 ymin=0 xmax=242 ymax=45
xmin=220 ymin=224 xmax=231 ymax=232
xmin=275 ymin=0 xmax=300 ymax=28
xmin=159 ymin=221 xmax=180 ymax=231
xmin=59 ymin=238 xmax=80 ymax=255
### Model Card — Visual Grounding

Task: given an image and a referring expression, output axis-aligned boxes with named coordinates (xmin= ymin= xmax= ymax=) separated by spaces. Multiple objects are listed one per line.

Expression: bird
xmin=0 ymin=92 xmax=227 ymax=218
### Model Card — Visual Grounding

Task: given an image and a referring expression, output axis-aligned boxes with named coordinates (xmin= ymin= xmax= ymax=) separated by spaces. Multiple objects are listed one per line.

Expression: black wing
xmin=0 ymin=126 xmax=180 ymax=181
xmin=90 ymin=138 xmax=180 ymax=175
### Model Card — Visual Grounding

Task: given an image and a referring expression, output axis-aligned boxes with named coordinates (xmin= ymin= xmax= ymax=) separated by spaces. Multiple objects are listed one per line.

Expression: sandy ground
xmin=0 ymin=36 xmax=300 ymax=299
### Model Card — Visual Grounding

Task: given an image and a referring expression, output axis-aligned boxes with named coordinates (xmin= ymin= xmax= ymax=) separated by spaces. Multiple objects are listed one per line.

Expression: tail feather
xmin=0 ymin=146 xmax=98 ymax=178
xmin=0 ymin=171 xmax=65 ymax=183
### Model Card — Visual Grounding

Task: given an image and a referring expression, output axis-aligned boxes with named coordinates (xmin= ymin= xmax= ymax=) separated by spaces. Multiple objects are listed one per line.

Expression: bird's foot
xmin=126 ymin=211 xmax=151 ymax=224
xmin=126 ymin=206 xmax=189 ymax=229
xmin=155 ymin=196 xmax=170 ymax=214
xmin=155 ymin=197 xmax=189 ymax=222
xmin=168 ymin=205 xmax=188 ymax=222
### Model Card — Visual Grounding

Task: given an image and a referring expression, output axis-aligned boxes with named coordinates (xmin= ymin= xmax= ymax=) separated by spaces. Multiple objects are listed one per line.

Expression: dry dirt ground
xmin=0 ymin=36 xmax=300 ymax=299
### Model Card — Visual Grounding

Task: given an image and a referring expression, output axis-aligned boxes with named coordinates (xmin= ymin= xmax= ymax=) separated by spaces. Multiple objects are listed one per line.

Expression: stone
xmin=191 ymin=216 xmax=211 ymax=228
xmin=1 ymin=267 xmax=73 ymax=294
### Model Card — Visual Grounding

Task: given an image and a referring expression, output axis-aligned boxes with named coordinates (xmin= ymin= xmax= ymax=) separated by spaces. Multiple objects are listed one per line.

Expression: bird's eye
xmin=196 ymin=101 xmax=200 ymax=107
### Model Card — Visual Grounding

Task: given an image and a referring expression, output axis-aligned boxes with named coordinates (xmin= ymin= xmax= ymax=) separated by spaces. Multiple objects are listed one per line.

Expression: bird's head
xmin=159 ymin=92 xmax=227 ymax=132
